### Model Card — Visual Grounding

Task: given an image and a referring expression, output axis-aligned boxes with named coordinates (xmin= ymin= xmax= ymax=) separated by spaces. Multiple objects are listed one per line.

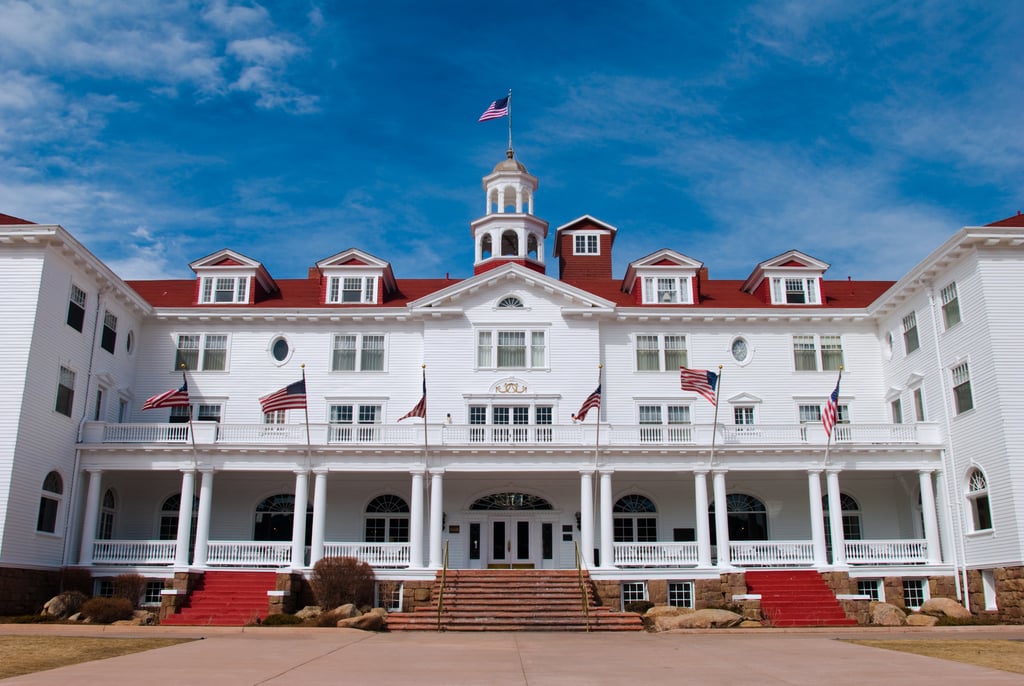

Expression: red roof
xmin=986 ymin=212 xmax=1024 ymax=227
xmin=127 ymin=275 xmax=892 ymax=310
xmin=0 ymin=212 xmax=35 ymax=225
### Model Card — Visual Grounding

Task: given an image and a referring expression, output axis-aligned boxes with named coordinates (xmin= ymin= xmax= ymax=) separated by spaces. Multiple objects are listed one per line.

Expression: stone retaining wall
xmin=0 ymin=567 xmax=61 ymax=615
xmin=965 ymin=566 xmax=1024 ymax=624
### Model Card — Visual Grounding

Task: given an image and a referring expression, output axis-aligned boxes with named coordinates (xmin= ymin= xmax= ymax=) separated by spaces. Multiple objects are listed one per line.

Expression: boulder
xmin=132 ymin=610 xmax=158 ymax=626
xmin=337 ymin=612 xmax=385 ymax=631
xmin=869 ymin=602 xmax=907 ymax=626
xmin=906 ymin=614 xmax=939 ymax=626
xmin=644 ymin=606 xmax=691 ymax=619
xmin=294 ymin=606 xmax=323 ymax=620
xmin=657 ymin=608 xmax=743 ymax=630
xmin=367 ymin=607 xmax=388 ymax=618
xmin=332 ymin=604 xmax=361 ymax=619
xmin=919 ymin=597 xmax=971 ymax=619
xmin=42 ymin=592 xmax=86 ymax=618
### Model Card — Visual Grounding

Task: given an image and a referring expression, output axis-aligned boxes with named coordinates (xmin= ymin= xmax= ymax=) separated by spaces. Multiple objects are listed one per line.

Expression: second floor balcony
xmin=80 ymin=420 xmax=942 ymax=450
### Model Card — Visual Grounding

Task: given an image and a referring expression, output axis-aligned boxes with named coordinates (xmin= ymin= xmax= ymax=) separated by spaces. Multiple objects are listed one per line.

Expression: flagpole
xmin=708 ymin=365 xmax=723 ymax=467
xmin=823 ymin=366 xmax=842 ymax=466
xmin=421 ymin=365 xmax=429 ymax=466
xmin=181 ymin=365 xmax=198 ymax=466
xmin=506 ymin=89 xmax=513 ymax=154
xmin=593 ymin=364 xmax=602 ymax=469
xmin=301 ymin=365 xmax=312 ymax=465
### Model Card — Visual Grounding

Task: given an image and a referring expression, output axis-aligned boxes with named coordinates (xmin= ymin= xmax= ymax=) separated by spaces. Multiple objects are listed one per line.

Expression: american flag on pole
xmin=823 ymin=371 xmax=842 ymax=438
xmin=478 ymin=96 xmax=509 ymax=122
xmin=259 ymin=379 xmax=307 ymax=414
xmin=573 ymin=385 xmax=602 ymax=422
xmin=142 ymin=381 xmax=190 ymax=410
xmin=398 ymin=373 xmax=427 ymax=422
xmin=680 ymin=367 xmax=719 ymax=406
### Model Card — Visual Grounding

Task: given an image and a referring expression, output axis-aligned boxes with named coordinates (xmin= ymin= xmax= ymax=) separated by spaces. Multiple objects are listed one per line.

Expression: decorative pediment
xmin=622 ymin=249 xmax=704 ymax=303
xmin=189 ymin=248 xmax=264 ymax=271
xmin=491 ymin=377 xmax=529 ymax=394
xmin=316 ymin=248 xmax=392 ymax=271
xmin=726 ymin=392 xmax=762 ymax=404
xmin=742 ymin=250 xmax=830 ymax=305
xmin=885 ymin=386 xmax=903 ymax=402
xmin=315 ymin=249 xmax=396 ymax=304
xmin=189 ymin=249 xmax=277 ymax=304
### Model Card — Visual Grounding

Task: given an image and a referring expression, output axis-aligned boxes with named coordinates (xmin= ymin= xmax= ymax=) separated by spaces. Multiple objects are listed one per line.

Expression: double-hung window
xmin=100 ymin=311 xmax=117 ymax=354
xmin=641 ymin=277 xmax=692 ymax=304
xmin=798 ymin=403 xmax=849 ymax=439
xmin=913 ymin=388 xmax=925 ymax=421
xmin=734 ymin=406 xmax=755 ymax=427
xmin=55 ymin=366 xmax=76 ymax=417
xmin=573 ymin=234 xmax=599 ymax=255
xmin=67 ymin=284 xmax=86 ymax=332
xmin=902 ymin=312 xmax=920 ymax=353
xmin=477 ymin=329 xmax=546 ymax=369
xmin=772 ymin=277 xmax=819 ymax=304
xmin=952 ymin=362 xmax=973 ymax=414
xmin=967 ymin=468 xmax=992 ymax=531
xmin=635 ymin=334 xmax=687 ymax=371
xmin=891 ymin=398 xmax=903 ymax=424
xmin=820 ymin=335 xmax=844 ymax=370
xmin=37 ymin=471 xmax=63 ymax=533
xmin=199 ymin=276 xmax=249 ymax=304
xmin=638 ymin=404 xmax=692 ymax=443
xmin=332 ymin=334 xmax=385 ymax=371
xmin=941 ymin=282 xmax=961 ymax=329
xmin=793 ymin=335 xmax=818 ymax=371
xmin=329 ymin=403 xmax=382 ymax=442
xmin=175 ymin=334 xmax=228 ymax=371
xmin=327 ymin=276 xmax=377 ymax=304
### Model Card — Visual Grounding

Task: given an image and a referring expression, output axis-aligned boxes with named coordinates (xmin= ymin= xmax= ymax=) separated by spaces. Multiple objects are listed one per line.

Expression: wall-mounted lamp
xmin=574 ymin=511 xmax=581 ymax=531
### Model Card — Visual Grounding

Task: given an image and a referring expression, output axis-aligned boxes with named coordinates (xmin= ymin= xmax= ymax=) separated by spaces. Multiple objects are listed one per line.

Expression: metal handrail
xmin=575 ymin=542 xmax=591 ymax=633
xmin=436 ymin=540 xmax=449 ymax=632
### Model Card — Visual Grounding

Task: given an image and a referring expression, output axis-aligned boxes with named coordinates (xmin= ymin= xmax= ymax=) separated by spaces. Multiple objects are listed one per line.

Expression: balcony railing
xmin=729 ymin=540 xmax=815 ymax=566
xmin=80 ymin=421 xmax=940 ymax=449
xmin=321 ymin=543 xmax=411 ymax=568
xmin=613 ymin=542 xmax=699 ymax=567
xmin=845 ymin=539 xmax=928 ymax=565
xmin=92 ymin=540 xmax=177 ymax=565
xmin=206 ymin=541 xmax=292 ymax=567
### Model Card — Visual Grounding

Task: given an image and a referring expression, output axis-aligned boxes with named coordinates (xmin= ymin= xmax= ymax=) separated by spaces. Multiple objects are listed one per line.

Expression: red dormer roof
xmin=0 ymin=212 xmax=35 ymax=224
xmin=986 ymin=212 xmax=1024 ymax=227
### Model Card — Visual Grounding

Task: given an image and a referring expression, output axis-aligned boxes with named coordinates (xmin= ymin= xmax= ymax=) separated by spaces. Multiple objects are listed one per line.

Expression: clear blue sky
xmin=1 ymin=1 xmax=1021 ymax=283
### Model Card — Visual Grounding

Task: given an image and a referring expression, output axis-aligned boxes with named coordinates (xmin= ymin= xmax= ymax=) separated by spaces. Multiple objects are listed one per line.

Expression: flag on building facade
xmin=142 ymin=381 xmax=190 ymax=410
xmin=823 ymin=371 xmax=842 ymax=438
xmin=478 ymin=96 xmax=509 ymax=122
xmin=398 ymin=373 xmax=427 ymax=422
xmin=259 ymin=379 xmax=307 ymax=414
xmin=680 ymin=367 xmax=719 ymax=405
xmin=573 ymin=385 xmax=602 ymax=422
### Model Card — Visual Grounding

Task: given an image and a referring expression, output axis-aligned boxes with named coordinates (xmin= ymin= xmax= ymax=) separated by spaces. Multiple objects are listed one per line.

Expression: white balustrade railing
xmin=845 ymin=539 xmax=928 ymax=565
xmin=81 ymin=421 xmax=940 ymax=448
xmin=613 ymin=542 xmax=699 ymax=567
xmin=206 ymin=541 xmax=292 ymax=567
xmin=321 ymin=542 xmax=411 ymax=568
xmin=730 ymin=540 xmax=815 ymax=566
xmin=92 ymin=540 xmax=177 ymax=565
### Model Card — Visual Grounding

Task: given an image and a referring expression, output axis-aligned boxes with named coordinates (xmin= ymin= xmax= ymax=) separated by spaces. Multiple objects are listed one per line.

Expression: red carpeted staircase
xmin=387 ymin=569 xmax=643 ymax=632
xmin=745 ymin=570 xmax=857 ymax=627
xmin=161 ymin=571 xmax=277 ymax=626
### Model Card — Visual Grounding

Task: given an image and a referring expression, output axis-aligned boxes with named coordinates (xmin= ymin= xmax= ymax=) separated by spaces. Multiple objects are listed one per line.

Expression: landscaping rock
xmin=739 ymin=620 xmax=763 ymax=628
xmin=644 ymin=606 xmax=691 ymax=619
xmin=295 ymin=605 xmax=323 ymax=620
xmin=42 ymin=592 xmax=86 ymax=618
xmin=906 ymin=614 xmax=939 ymax=626
xmin=654 ymin=608 xmax=743 ymax=630
xmin=869 ymin=601 xmax=907 ymax=626
xmin=332 ymin=603 xmax=361 ymax=619
xmin=919 ymin=597 xmax=971 ymax=619
xmin=337 ymin=612 xmax=385 ymax=631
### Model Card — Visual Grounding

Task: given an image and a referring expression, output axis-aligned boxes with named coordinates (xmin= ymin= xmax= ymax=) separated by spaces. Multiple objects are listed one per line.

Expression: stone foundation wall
xmin=402 ymin=580 xmax=435 ymax=612
xmin=965 ymin=566 xmax=1024 ymax=624
xmin=270 ymin=573 xmax=307 ymax=615
xmin=0 ymin=567 xmax=62 ymax=615
xmin=159 ymin=571 xmax=201 ymax=620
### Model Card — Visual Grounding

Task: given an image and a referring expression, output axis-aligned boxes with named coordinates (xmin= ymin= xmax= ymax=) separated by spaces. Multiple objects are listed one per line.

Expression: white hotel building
xmin=1 ymin=153 xmax=1022 ymax=622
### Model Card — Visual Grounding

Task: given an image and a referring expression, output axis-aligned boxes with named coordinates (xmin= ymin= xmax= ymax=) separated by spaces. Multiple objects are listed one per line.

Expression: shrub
xmin=624 ymin=600 xmax=655 ymax=615
xmin=61 ymin=567 xmax=93 ymax=595
xmin=6 ymin=614 xmax=58 ymax=624
xmin=309 ymin=556 xmax=375 ymax=610
xmin=80 ymin=597 xmax=134 ymax=624
xmin=112 ymin=573 xmax=148 ymax=609
xmin=261 ymin=613 xmax=304 ymax=626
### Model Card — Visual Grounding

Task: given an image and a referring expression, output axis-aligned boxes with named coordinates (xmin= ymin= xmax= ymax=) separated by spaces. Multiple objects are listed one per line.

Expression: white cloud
xmin=201 ymin=0 xmax=270 ymax=33
xmin=227 ymin=36 xmax=303 ymax=66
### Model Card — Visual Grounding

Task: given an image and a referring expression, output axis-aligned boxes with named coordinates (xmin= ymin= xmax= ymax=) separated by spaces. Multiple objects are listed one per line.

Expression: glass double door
xmin=488 ymin=518 xmax=533 ymax=568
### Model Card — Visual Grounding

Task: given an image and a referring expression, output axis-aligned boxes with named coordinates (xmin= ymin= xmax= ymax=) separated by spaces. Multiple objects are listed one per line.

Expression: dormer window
xmin=200 ymin=276 xmax=249 ymax=304
xmin=771 ymin=277 xmax=819 ymax=305
xmin=642 ymin=276 xmax=692 ymax=304
xmin=328 ymin=276 xmax=377 ymax=304
xmin=574 ymin=234 xmax=600 ymax=255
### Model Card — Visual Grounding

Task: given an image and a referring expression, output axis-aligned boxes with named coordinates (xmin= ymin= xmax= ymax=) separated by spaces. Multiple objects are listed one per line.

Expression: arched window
xmin=254 ymin=494 xmax=313 ymax=545
xmin=497 ymin=296 xmax=524 ymax=309
xmin=470 ymin=493 xmax=553 ymax=510
xmin=614 ymin=494 xmax=657 ymax=542
xmin=527 ymin=234 xmax=539 ymax=259
xmin=709 ymin=493 xmax=767 ymax=541
xmin=159 ymin=493 xmax=199 ymax=544
xmin=480 ymin=234 xmax=493 ymax=260
xmin=37 ymin=471 xmax=63 ymax=533
xmin=500 ymin=230 xmax=519 ymax=256
xmin=98 ymin=489 xmax=116 ymax=540
xmin=967 ymin=468 xmax=992 ymax=531
xmin=365 ymin=494 xmax=410 ymax=543
xmin=822 ymin=493 xmax=862 ymax=555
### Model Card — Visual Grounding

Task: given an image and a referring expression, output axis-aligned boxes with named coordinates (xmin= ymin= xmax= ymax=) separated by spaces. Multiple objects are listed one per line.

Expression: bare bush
xmin=309 ymin=557 xmax=375 ymax=610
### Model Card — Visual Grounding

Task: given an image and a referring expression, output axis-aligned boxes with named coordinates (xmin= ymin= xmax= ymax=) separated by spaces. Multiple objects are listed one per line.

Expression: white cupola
xmin=470 ymin=150 xmax=549 ymax=275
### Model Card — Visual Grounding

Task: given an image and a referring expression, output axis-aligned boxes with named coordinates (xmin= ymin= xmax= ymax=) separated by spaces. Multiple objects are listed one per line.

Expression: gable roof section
xmin=0 ymin=212 xmax=35 ymax=224
xmin=622 ymin=248 xmax=704 ymax=292
xmin=189 ymin=248 xmax=278 ymax=297
xmin=741 ymin=250 xmax=830 ymax=294
xmin=986 ymin=212 xmax=1024 ymax=227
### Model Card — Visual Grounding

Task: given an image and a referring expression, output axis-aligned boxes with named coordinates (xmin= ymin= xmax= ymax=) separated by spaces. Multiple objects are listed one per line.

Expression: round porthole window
xmin=270 ymin=336 xmax=290 ymax=364
xmin=731 ymin=337 xmax=751 ymax=364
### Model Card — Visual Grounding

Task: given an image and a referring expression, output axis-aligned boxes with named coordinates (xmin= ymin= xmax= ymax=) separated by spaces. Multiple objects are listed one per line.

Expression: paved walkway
xmin=2 ymin=624 xmax=1023 ymax=685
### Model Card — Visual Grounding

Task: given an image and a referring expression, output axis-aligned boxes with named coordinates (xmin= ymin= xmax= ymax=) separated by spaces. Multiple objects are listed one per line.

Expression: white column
xmin=807 ymin=470 xmax=828 ymax=566
xmin=428 ymin=469 xmax=444 ymax=568
xmin=694 ymin=471 xmax=712 ymax=567
xmin=599 ymin=470 xmax=614 ymax=568
xmin=515 ymin=186 xmax=523 ymax=213
xmin=919 ymin=470 xmax=942 ymax=564
xmin=579 ymin=470 xmax=595 ymax=567
xmin=409 ymin=470 xmax=425 ymax=568
xmin=291 ymin=470 xmax=309 ymax=569
xmin=826 ymin=470 xmax=847 ymax=566
xmin=174 ymin=470 xmax=196 ymax=568
xmin=310 ymin=470 xmax=327 ymax=566
xmin=78 ymin=469 xmax=103 ymax=565
xmin=713 ymin=470 xmax=730 ymax=568
xmin=192 ymin=469 xmax=215 ymax=568
xmin=527 ymin=193 xmax=534 ymax=215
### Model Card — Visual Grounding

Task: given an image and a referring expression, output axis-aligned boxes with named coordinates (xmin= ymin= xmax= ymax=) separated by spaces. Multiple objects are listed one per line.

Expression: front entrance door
xmin=489 ymin=519 xmax=533 ymax=568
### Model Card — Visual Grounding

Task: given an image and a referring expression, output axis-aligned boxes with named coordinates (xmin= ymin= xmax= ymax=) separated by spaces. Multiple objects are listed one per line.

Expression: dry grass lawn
xmin=0 ymin=636 xmax=191 ymax=679
xmin=849 ymin=639 xmax=1024 ymax=675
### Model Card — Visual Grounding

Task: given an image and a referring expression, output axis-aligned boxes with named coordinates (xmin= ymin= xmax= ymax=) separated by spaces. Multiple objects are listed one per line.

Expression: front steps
xmin=161 ymin=571 xmax=277 ymax=626
xmin=745 ymin=570 xmax=857 ymax=627
xmin=387 ymin=569 xmax=643 ymax=632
